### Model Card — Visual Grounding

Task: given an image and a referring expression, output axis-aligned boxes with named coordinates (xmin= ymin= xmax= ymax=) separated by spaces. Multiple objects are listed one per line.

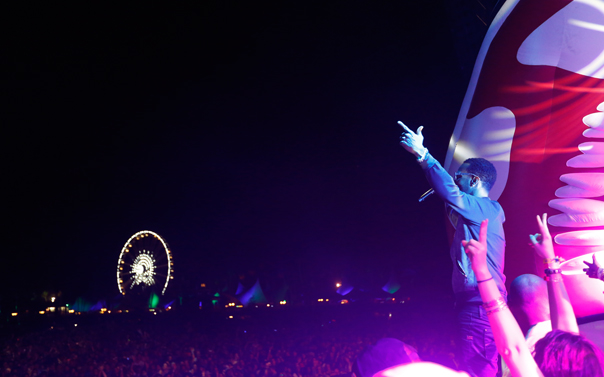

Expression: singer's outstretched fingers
xmin=398 ymin=121 xmax=413 ymax=134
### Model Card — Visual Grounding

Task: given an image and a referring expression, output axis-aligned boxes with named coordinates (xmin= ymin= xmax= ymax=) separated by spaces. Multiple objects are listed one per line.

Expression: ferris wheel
xmin=117 ymin=230 xmax=174 ymax=295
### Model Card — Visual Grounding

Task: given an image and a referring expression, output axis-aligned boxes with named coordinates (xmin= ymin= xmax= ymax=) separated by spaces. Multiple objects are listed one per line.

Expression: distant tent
xmin=71 ymin=297 xmax=93 ymax=312
xmin=89 ymin=300 xmax=107 ymax=311
xmin=337 ymin=284 xmax=354 ymax=296
xmin=272 ymin=283 xmax=289 ymax=302
xmin=382 ymin=275 xmax=401 ymax=294
xmin=148 ymin=292 xmax=159 ymax=309
xmin=235 ymin=282 xmax=246 ymax=295
xmin=238 ymin=279 xmax=268 ymax=306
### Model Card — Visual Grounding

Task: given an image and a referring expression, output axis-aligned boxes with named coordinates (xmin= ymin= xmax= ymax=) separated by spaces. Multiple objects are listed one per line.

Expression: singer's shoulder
xmin=486 ymin=198 xmax=505 ymax=217
xmin=473 ymin=195 xmax=504 ymax=213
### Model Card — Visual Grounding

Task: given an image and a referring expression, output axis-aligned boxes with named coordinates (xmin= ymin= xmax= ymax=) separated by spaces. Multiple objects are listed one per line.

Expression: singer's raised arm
xmin=398 ymin=120 xmax=503 ymax=225
xmin=398 ymin=119 xmax=506 ymax=303
xmin=398 ymin=120 xmax=507 ymax=375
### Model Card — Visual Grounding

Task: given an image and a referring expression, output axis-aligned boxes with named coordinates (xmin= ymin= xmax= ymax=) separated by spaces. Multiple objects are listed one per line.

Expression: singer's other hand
xmin=398 ymin=121 xmax=427 ymax=158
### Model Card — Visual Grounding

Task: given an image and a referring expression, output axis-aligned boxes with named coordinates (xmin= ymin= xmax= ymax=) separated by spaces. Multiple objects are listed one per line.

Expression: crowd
xmin=2 ymin=229 xmax=602 ymax=377
xmin=0 ymin=302 xmax=457 ymax=377
xmin=1 ymin=243 xmax=601 ymax=377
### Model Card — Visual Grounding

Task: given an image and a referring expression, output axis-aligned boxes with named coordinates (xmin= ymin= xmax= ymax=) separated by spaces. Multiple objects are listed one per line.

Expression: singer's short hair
xmin=464 ymin=158 xmax=497 ymax=191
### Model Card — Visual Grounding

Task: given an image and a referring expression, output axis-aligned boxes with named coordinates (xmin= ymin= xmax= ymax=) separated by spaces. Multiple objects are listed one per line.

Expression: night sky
xmin=5 ymin=2 xmax=500 ymax=303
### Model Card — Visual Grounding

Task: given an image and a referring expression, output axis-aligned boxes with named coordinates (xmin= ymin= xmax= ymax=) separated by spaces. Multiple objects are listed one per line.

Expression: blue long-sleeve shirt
xmin=421 ymin=153 xmax=507 ymax=303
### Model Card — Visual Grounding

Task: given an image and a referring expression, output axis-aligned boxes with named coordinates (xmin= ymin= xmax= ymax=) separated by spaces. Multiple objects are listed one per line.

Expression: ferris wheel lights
xmin=118 ymin=230 xmax=173 ymax=296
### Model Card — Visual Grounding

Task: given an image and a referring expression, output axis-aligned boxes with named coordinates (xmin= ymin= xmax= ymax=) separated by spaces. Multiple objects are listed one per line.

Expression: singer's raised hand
xmin=398 ymin=121 xmax=427 ymax=158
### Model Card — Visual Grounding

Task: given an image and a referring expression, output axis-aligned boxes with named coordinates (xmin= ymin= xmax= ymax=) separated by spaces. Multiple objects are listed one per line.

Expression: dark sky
xmin=4 ymin=2 xmax=497 ymax=302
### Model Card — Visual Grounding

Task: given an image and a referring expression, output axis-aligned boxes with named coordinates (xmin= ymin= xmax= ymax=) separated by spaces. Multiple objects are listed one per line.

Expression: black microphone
xmin=418 ymin=188 xmax=434 ymax=202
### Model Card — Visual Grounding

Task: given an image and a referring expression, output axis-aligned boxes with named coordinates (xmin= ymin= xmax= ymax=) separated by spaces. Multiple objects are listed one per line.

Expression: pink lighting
xmin=448 ymin=0 xmax=604 ymax=318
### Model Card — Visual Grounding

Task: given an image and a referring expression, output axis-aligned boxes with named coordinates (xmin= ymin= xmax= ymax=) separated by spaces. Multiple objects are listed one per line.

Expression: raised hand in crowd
xmin=529 ymin=213 xmax=579 ymax=334
xmin=583 ymin=253 xmax=604 ymax=282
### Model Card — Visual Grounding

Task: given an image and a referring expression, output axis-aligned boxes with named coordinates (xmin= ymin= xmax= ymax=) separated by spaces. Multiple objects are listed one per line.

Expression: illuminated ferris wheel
xmin=117 ymin=230 xmax=174 ymax=295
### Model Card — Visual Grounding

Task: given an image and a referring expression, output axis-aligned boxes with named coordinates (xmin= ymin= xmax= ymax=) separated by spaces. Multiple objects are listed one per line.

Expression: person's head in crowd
xmin=352 ymin=338 xmax=420 ymax=377
xmin=507 ymin=274 xmax=550 ymax=333
xmin=533 ymin=330 xmax=604 ymax=377
xmin=372 ymin=361 xmax=469 ymax=377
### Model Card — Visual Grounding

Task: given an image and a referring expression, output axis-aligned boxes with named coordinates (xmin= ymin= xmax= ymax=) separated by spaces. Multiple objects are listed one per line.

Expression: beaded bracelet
xmin=544 ymin=268 xmax=561 ymax=275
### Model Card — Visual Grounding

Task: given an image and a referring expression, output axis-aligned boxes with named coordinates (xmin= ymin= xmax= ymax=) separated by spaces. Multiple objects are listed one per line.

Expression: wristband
xmin=416 ymin=149 xmax=428 ymax=163
xmin=486 ymin=302 xmax=508 ymax=315
xmin=483 ymin=297 xmax=506 ymax=309
xmin=545 ymin=274 xmax=562 ymax=283
xmin=544 ymin=268 xmax=561 ymax=275
xmin=543 ymin=256 xmax=564 ymax=265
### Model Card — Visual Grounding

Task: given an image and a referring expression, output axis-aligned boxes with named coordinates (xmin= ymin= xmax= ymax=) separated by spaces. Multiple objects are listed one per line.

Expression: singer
xmin=399 ymin=121 xmax=506 ymax=377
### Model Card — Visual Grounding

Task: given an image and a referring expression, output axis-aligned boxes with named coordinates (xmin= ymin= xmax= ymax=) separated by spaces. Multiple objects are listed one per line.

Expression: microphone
xmin=418 ymin=188 xmax=434 ymax=202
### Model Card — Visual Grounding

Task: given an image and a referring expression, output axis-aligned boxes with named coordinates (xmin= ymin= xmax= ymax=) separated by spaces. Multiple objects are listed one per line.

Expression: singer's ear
xmin=471 ymin=176 xmax=478 ymax=187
